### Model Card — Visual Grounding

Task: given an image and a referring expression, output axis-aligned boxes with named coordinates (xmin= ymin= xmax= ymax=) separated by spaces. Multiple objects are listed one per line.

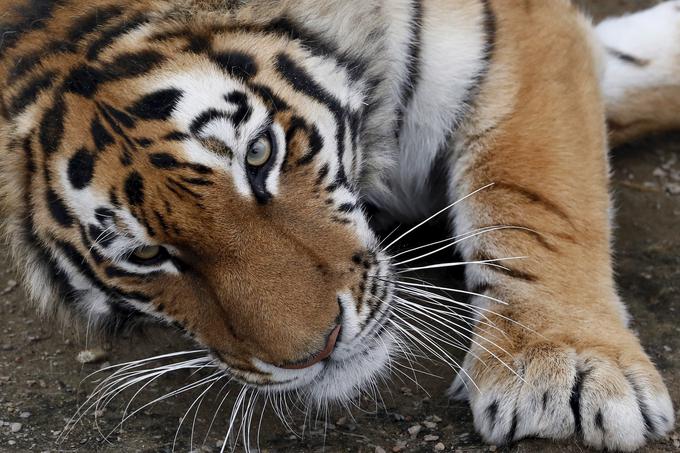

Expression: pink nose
xmin=281 ymin=325 xmax=341 ymax=370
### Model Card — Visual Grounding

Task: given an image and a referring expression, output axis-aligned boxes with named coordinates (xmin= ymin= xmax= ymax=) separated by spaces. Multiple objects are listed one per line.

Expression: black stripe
xmin=264 ymin=18 xmax=368 ymax=82
xmin=100 ymin=50 xmax=166 ymax=80
xmin=275 ymin=53 xmax=347 ymax=183
xmin=128 ymin=88 xmax=183 ymax=121
xmin=180 ymin=177 xmax=212 ymax=186
xmin=166 ymin=178 xmax=203 ymax=200
xmin=66 ymin=5 xmax=124 ymax=42
xmin=88 ymin=224 xmax=115 ymax=248
xmin=7 ymin=40 xmax=76 ymax=85
xmin=86 ymin=13 xmax=149 ymax=61
xmin=606 ymin=47 xmax=649 ymax=67
xmin=492 ymin=182 xmax=572 ymax=224
xmin=124 ymin=171 xmax=145 ymax=205
xmin=22 ymin=220 xmax=80 ymax=308
xmin=224 ymin=91 xmax=252 ymax=130
xmin=282 ymin=115 xmax=307 ymax=172
xmin=338 ymin=203 xmax=356 ymax=214
xmin=8 ymin=71 xmax=57 ymax=115
xmin=486 ymin=401 xmax=499 ymax=426
xmin=153 ymin=210 xmax=170 ymax=235
xmin=53 ymin=239 xmax=151 ymax=303
xmin=570 ymin=369 xmax=588 ymax=436
xmin=296 ymin=124 xmax=324 ymax=166
xmin=211 ymin=52 xmax=258 ymax=80
xmin=476 ymin=223 xmax=559 ymax=252
xmin=91 ymin=115 xmax=115 ymax=151
xmin=67 ymin=148 xmax=96 ymax=190
xmin=62 ymin=65 xmax=103 ymax=98
xmin=507 ymin=410 xmax=519 ymax=443
xmin=46 ymin=188 xmax=74 ymax=227
xmin=395 ymin=0 xmax=424 ymax=139
xmin=249 ymin=83 xmax=289 ymax=112
xmin=595 ymin=409 xmax=605 ymax=433
xmin=625 ymin=373 xmax=655 ymax=435
xmin=189 ymin=108 xmax=231 ymax=135
xmin=458 ymin=0 xmax=497 ymax=112
xmin=39 ymin=96 xmax=66 ymax=155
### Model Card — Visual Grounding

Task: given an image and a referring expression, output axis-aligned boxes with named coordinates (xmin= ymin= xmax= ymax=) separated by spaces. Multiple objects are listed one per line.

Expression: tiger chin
xmin=0 ymin=0 xmax=678 ymax=451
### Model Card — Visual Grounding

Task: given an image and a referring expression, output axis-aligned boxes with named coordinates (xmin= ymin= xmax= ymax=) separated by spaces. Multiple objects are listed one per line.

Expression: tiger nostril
xmin=280 ymin=324 xmax=341 ymax=370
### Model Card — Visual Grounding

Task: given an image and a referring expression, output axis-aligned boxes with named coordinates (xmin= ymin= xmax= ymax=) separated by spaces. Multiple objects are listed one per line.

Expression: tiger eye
xmin=132 ymin=245 xmax=161 ymax=261
xmin=247 ymin=135 xmax=273 ymax=167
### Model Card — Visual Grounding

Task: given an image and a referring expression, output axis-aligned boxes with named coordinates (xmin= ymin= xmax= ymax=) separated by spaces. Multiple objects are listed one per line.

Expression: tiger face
xmin=2 ymin=9 xmax=394 ymax=403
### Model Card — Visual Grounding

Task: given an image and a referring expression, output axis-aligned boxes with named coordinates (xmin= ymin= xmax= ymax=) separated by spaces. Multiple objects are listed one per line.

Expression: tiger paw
xmin=449 ymin=336 xmax=675 ymax=451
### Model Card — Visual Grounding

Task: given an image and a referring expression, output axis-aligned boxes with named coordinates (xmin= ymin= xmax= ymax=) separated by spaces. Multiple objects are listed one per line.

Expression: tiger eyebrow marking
xmin=189 ymin=108 xmax=232 ymax=135
xmin=275 ymin=52 xmax=349 ymax=184
xmin=224 ymin=90 xmax=253 ymax=131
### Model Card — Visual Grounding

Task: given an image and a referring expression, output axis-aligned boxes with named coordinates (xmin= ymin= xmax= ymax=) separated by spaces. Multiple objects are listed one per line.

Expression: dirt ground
xmin=1 ymin=1 xmax=679 ymax=452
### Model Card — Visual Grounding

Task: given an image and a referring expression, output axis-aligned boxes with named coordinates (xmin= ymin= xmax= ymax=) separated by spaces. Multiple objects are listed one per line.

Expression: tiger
xmin=1 ymin=0 xmax=679 ymax=450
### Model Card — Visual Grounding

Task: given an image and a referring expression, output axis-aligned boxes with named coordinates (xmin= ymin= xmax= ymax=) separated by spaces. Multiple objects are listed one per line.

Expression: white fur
xmin=390 ymin=1 xmax=488 ymax=221
xmin=596 ymin=1 xmax=680 ymax=104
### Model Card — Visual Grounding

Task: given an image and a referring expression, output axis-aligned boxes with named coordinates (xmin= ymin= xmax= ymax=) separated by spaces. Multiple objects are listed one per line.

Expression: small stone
xmin=666 ymin=182 xmax=680 ymax=195
xmin=489 ymin=446 xmax=497 ymax=452
xmin=407 ymin=424 xmax=422 ymax=437
xmin=424 ymin=435 xmax=440 ymax=442
xmin=375 ymin=447 xmax=387 ymax=453
xmin=10 ymin=422 xmax=22 ymax=433
xmin=428 ymin=415 xmax=443 ymax=423
xmin=434 ymin=443 xmax=446 ymax=452
xmin=663 ymin=345 xmax=672 ymax=352
xmin=392 ymin=442 xmax=407 ymax=452
xmin=19 ymin=412 xmax=30 ymax=419
xmin=423 ymin=421 xmax=437 ymax=429
xmin=653 ymin=168 xmax=667 ymax=178
xmin=8 ymin=440 xmax=16 ymax=446
xmin=76 ymin=348 xmax=108 ymax=364
xmin=336 ymin=416 xmax=348 ymax=426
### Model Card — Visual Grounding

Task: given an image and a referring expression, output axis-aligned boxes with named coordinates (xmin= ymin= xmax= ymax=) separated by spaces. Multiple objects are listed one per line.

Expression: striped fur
xmin=0 ymin=0 xmax=678 ymax=450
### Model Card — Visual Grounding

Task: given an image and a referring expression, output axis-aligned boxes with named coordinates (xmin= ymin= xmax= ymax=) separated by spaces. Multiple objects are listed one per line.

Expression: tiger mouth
xmin=278 ymin=324 xmax=342 ymax=370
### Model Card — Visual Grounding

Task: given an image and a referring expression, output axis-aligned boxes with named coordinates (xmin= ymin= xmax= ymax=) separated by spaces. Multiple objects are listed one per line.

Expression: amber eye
xmin=132 ymin=245 xmax=162 ymax=261
xmin=247 ymin=135 xmax=273 ymax=167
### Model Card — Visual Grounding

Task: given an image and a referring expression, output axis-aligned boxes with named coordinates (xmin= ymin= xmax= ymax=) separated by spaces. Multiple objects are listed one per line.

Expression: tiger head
xmin=0 ymin=3 xmax=397 ymax=403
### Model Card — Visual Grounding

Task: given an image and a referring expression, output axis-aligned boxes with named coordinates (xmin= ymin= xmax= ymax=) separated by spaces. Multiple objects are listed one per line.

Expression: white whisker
xmin=383 ymin=183 xmax=495 ymax=251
